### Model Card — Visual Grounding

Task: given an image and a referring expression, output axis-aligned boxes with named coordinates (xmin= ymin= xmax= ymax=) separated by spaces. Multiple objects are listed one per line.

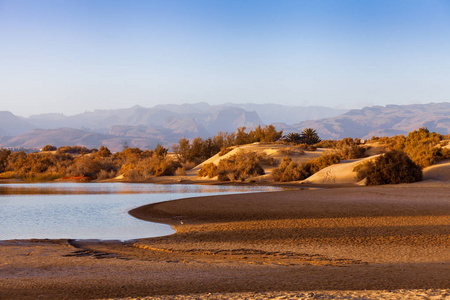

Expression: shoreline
xmin=1 ymin=182 xmax=449 ymax=299
xmin=0 ymin=174 xmax=359 ymax=188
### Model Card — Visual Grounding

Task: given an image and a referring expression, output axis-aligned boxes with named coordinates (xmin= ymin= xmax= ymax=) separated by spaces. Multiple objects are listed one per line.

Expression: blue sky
xmin=1 ymin=0 xmax=450 ymax=116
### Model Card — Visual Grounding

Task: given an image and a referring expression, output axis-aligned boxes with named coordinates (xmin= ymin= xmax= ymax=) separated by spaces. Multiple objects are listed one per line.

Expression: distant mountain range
xmin=0 ymin=102 xmax=449 ymax=151
xmin=281 ymin=102 xmax=450 ymax=140
xmin=0 ymin=103 xmax=346 ymax=151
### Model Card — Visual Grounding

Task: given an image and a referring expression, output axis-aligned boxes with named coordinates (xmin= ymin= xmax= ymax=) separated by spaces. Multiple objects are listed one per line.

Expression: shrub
xmin=42 ymin=145 xmax=57 ymax=151
xmin=219 ymin=147 xmax=233 ymax=156
xmin=272 ymin=153 xmax=341 ymax=182
xmin=272 ymin=157 xmax=309 ymax=182
xmin=57 ymin=146 xmax=91 ymax=155
xmin=279 ymin=147 xmax=305 ymax=156
xmin=314 ymin=140 xmax=338 ymax=148
xmin=121 ymin=155 xmax=181 ymax=180
xmin=96 ymin=169 xmax=117 ymax=180
xmin=334 ymin=138 xmax=367 ymax=159
xmin=306 ymin=153 xmax=341 ymax=174
xmin=338 ymin=145 xmax=366 ymax=159
xmin=198 ymin=163 xmax=219 ymax=178
xmin=175 ymin=166 xmax=186 ymax=176
xmin=94 ymin=146 xmax=112 ymax=158
xmin=360 ymin=150 xmax=422 ymax=186
xmin=198 ymin=150 xmax=266 ymax=181
xmin=403 ymin=128 xmax=442 ymax=168
xmin=0 ymin=149 xmax=12 ymax=173
xmin=296 ymin=143 xmax=309 ymax=149
xmin=353 ymin=161 xmax=373 ymax=182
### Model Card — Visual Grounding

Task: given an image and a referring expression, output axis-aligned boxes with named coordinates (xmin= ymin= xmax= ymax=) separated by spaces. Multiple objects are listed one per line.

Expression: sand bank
xmin=1 ymin=182 xmax=449 ymax=299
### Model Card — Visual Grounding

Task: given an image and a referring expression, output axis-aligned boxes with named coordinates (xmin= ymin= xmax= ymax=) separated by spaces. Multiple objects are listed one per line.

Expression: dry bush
xmin=121 ymin=156 xmax=180 ymax=180
xmin=361 ymin=150 xmax=422 ymax=185
xmin=0 ymin=171 xmax=19 ymax=179
xmin=296 ymin=143 xmax=309 ymax=149
xmin=175 ymin=166 xmax=186 ymax=176
xmin=219 ymin=147 xmax=233 ymax=156
xmin=198 ymin=163 xmax=218 ymax=178
xmin=314 ymin=140 xmax=338 ymax=148
xmin=374 ymin=128 xmax=446 ymax=169
xmin=334 ymin=138 xmax=367 ymax=159
xmin=96 ymin=169 xmax=117 ymax=180
xmin=198 ymin=150 xmax=266 ymax=181
xmin=272 ymin=157 xmax=309 ymax=182
xmin=57 ymin=146 xmax=91 ymax=155
xmin=272 ymin=153 xmax=340 ymax=182
xmin=280 ymin=148 xmax=292 ymax=155
xmin=42 ymin=145 xmax=57 ymax=151
xmin=279 ymin=147 xmax=304 ymax=156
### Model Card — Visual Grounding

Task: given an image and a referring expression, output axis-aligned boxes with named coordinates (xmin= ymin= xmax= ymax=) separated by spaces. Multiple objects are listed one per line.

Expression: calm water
xmin=0 ymin=182 xmax=281 ymax=241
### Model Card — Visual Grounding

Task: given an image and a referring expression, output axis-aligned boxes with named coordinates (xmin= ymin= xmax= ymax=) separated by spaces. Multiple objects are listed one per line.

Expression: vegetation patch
xmin=198 ymin=150 xmax=276 ymax=181
xmin=272 ymin=153 xmax=341 ymax=182
xmin=356 ymin=150 xmax=422 ymax=185
xmin=370 ymin=128 xmax=450 ymax=168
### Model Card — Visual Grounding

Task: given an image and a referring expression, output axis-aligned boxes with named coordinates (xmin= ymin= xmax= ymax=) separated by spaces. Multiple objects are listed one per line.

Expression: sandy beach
xmin=1 ymin=182 xmax=449 ymax=299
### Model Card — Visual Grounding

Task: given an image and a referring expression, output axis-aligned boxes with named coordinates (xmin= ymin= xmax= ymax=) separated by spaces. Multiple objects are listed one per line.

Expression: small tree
xmin=172 ymin=137 xmax=191 ymax=163
xmin=154 ymin=144 xmax=168 ymax=158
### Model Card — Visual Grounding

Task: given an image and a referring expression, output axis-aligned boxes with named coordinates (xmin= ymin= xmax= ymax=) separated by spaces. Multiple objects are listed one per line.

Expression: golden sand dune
xmin=191 ymin=143 xmax=324 ymax=175
xmin=423 ymin=159 xmax=450 ymax=181
xmin=300 ymin=155 xmax=379 ymax=185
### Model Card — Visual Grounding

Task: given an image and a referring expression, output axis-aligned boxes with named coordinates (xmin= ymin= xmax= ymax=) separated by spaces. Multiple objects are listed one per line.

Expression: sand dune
xmin=300 ymin=155 xmax=379 ymax=185
xmin=423 ymin=159 xmax=450 ymax=181
xmin=191 ymin=143 xmax=326 ymax=178
xmin=193 ymin=143 xmax=324 ymax=169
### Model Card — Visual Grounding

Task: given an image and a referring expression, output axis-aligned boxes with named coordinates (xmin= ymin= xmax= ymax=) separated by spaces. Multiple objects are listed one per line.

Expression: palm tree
xmin=301 ymin=128 xmax=321 ymax=145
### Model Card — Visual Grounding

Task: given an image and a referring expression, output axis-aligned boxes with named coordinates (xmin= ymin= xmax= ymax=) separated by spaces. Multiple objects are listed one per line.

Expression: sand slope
xmin=423 ymin=159 xmax=450 ymax=181
xmin=190 ymin=143 xmax=326 ymax=178
xmin=301 ymin=155 xmax=379 ymax=185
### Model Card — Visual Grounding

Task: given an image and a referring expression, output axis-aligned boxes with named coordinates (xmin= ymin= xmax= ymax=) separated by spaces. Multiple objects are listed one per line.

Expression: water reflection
xmin=0 ymin=182 xmax=282 ymax=241
xmin=0 ymin=182 xmax=278 ymax=195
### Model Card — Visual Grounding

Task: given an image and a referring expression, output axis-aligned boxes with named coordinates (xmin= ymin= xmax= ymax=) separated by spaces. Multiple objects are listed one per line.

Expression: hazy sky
xmin=1 ymin=0 xmax=450 ymax=117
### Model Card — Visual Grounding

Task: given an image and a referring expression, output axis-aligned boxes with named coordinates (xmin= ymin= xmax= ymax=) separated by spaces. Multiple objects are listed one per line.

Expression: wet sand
xmin=1 ymin=182 xmax=449 ymax=299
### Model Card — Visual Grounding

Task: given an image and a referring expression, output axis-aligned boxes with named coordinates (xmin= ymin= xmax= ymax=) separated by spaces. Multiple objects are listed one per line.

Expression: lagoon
xmin=0 ymin=182 xmax=281 ymax=241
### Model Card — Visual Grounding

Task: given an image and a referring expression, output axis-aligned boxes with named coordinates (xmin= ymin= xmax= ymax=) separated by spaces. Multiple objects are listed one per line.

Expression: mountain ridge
xmin=1 ymin=102 xmax=449 ymax=151
xmin=281 ymin=102 xmax=450 ymax=140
